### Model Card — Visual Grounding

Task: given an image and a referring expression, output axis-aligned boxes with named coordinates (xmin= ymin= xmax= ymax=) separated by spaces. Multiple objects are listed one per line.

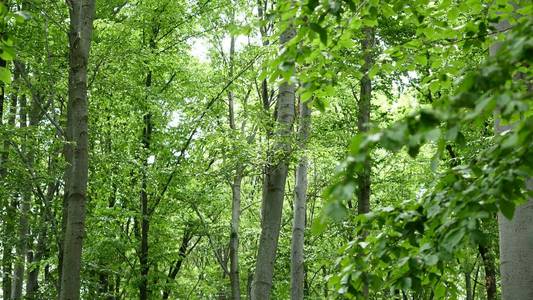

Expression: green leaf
xmin=442 ymin=228 xmax=465 ymax=251
xmin=415 ymin=54 xmax=427 ymax=66
xmin=309 ymin=23 xmax=327 ymax=45
xmin=499 ymin=200 xmax=515 ymax=219
xmin=0 ymin=67 xmax=11 ymax=84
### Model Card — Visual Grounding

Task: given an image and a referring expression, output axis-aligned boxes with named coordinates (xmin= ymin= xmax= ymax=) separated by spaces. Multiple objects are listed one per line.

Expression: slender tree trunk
xmin=59 ymin=1 xmax=95 ymax=299
xmin=139 ymin=111 xmax=151 ymax=300
xmin=1 ymin=72 xmax=17 ymax=299
xmin=478 ymin=244 xmax=496 ymax=300
xmin=356 ymin=25 xmax=374 ymax=299
xmin=290 ymin=99 xmax=311 ymax=300
xmin=11 ymin=95 xmax=29 ymax=300
xmin=26 ymin=90 xmax=45 ymax=298
xmin=357 ymin=26 xmax=374 ymax=216
xmin=251 ymin=27 xmax=296 ymax=300
xmin=226 ymin=34 xmax=243 ymax=300
xmin=162 ymin=229 xmax=193 ymax=299
xmin=465 ymin=271 xmax=472 ymax=300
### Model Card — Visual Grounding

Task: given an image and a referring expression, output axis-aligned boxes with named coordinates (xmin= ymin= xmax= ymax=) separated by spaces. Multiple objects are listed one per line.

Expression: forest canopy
xmin=0 ymin=0 xmax=531 ymax=299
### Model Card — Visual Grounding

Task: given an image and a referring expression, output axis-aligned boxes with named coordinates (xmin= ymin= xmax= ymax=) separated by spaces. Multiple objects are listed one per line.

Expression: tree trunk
xmin=226 ymin=33 xmax=242 ymax=300
xmin=498 ymin=190 xmax=533 ymax=300
xmin=478 ymin=244 xmax=496 ymax=300
xmin=11 ymin=95 xmax=29 ymax=300
xmin=465 ymin=271 xmax=472 ymax=300
xmin=290 ymin=99 xmax=311 ymax=300
xmin=491 ymin=6 xmax=533 ymax=299
xmin=26 ymin=82 xmax=47 ymax=299
xmin=357 ymin=25 xmax=374 ymax=299
xmin=139 ymin=111 xmax=151 ymax=300
xmin=59 ymin=1 xmax=95 ymax=299
xmin=1 ymin=70 xmax=17 ymax=299
xmin=162 ymin=228 xmax=193 ymax=299
xmin=357 ymin=26 xmax=374 ymax=216
xmin=251 ymin=28 xmax=296 ymax=300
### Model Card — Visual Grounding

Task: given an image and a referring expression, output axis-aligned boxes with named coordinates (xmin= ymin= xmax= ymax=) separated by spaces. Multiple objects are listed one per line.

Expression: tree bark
xmin=356 ymin=26 xmax=374 ymax=299
xmin=290 ymin=99 xmax=311 ymax=300
xmin=251 ymin=27 xmax=296 ymax=300
xmin=1 ymin=69 xmax=17 ymax=300
xmin=226 ymin=33 xmax=243 ymax=300
xmin=491 ymin=6 xmax=533 ymax=299
xmin=59 ymin=1 xmax=95 ymax=299
xmin=11 ymin=95 xmax=29 ymax=300
xmin=139 ymin=111 xmax=151 ymax=300
xmin=465 ymin=271 xmax=472 ymax=300
xmin=478 ymin=244 xmax=496 ymax=300
xmin=357 ymin=26 xmax=374 ymax=216
xmin=162 ymin=228 xmax=193 ymax=299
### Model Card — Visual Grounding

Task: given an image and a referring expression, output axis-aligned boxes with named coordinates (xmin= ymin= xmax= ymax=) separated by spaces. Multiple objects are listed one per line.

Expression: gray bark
xmin=251 ymin=28 xmax=296 ymax=300
xmin=11 ymin=95 xmax=29 ymax=300
xmin=227 ymin=34 xmax=242 ymax=300
xmin=357 ymin=26 xmax=374 ymax=299
xmin=357 ymin=26 xmax=374 ymax=216
xmin=1 ymin=70 xmax=17 ymax=300
xmin=59 ymin=1 xmax=95 ymax=299
xmin=290 ymin=100 xmax=311 ymax=300
xmin=491 ymin=7 xmax=533 ymax=300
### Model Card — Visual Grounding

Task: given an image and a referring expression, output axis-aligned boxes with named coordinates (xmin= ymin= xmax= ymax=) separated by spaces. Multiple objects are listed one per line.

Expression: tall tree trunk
xmin=227 ymin=34 xmax=242 ymax=300
xmin=139 ymin=111 xmax=151 ymax=300
xmin=290 ymin=99 xmax=311 ymax=300
xmin=59 ymin=1 xmax=95 ymax=299
xmin=162 ymin=228 xmax=193 ymax=299
xmin=465 ymin=271 xmax=472 ymax=300
xmin=491 ymin=5 xmax=533 ymax=299
xmin=1 ymin=70 xmax=17 ymax=299
xmin=478 ymin=244 xmax=496 ymax=300
xmin=251 ymin=27 xmax=296 ymax=300
xmin=26 ymin=91 xmax=46 ymax=298
xmin=356 ymin=26 xmax=374 ymax=299
xmin=11 ymin=95 xmax=29 ymax=300
xmin=357 ymin=26 xmax=374 ymax=216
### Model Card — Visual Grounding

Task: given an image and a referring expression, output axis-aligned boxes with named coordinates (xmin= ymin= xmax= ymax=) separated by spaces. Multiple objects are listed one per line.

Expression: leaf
xmin=309 ymin=23 xmax=327 ymax=45
xmin=0 ymin=67 xmax=11 ymax=84
xmin=442 ymin=228 xmax=465 ymax=251
xmin=415 ymin=54 xmax=427 ymax=66
xmin=424 ymin=254 xmax=439 ymax=266
xmin=499 ymin=200 xmax=515 ymax=219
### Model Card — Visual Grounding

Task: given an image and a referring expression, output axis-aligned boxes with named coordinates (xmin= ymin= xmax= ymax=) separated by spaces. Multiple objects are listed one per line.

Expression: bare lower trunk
xmin=229 ymin=170 xmax=243 ymax=300
xmin=465 ymin=271 xmax=472 ymax=300
xmin=491 ymin=7 xmax=533 ymax=299
xmin=162 ymin=228 xmax=193 ymax=299
xmin=139 ymin=112 xmax=151 ymax=300
xmin=59 ymin=1 xmax=95 ymax=299
xmin=479 ymin=244 xmax=496 ymax=300
xmin=290 ymin=100 xmax=311 ymax=300
xmin=225 ymin=34 xmax=242 ymax=300
xmin=356 ymin=26 xmax=374 ymax=216
xmin=1 ymin=71 xmax=17 ymax=299
xmin=12 ymin=95 xmax=29 ymax=300
xmin=498 ymin=194 xmax=533 ymax=300
xmin=357 ymin=26 xmax=374 ymax=299
xmin=251 ymin=28 xmax=296 ymax=300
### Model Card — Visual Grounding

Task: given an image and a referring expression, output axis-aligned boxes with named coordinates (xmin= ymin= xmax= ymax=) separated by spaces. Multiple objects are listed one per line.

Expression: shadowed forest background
xmin=0 ymin=0 xmax=531 ymax=299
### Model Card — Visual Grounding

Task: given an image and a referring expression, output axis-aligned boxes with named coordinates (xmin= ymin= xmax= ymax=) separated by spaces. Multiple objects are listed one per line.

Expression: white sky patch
xmin=189 ymin=33 xmax=260 ymax=63
xmin=147 ymin=155 xmax=155 ymax=164
xmin=189 ymin=38 xmax=210 ymax=62
xmin=168 ymin=110 xmax=183 ymax=128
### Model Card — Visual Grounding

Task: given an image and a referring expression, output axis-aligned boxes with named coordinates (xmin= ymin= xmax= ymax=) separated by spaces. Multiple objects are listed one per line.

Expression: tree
xmin=252 ymin=26 xmax=296 ymax=300
xmin=60 ymin=1 xmax=95 ymax=299
xmin=290 ymin=98 xmax=311 ymax=300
